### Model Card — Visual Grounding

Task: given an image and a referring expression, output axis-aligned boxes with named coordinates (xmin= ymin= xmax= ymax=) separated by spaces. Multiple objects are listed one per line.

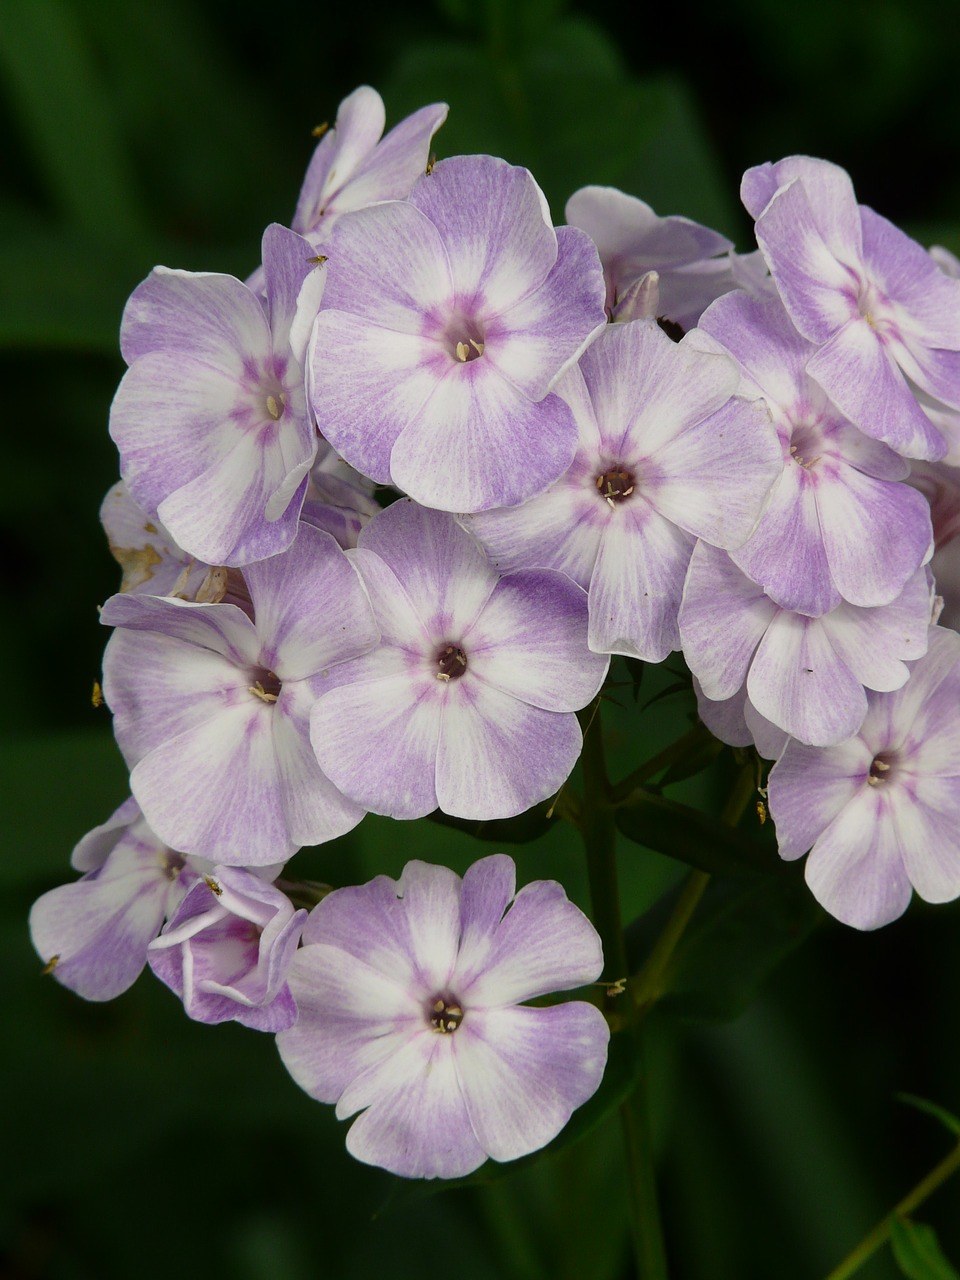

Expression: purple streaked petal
xmin=820 ymin=571 xmax=932 ymax=692
xmin=807 ymin=319 xmax=948 ymax=460
xmin=300 ymin=878 xmax=422 ymax=986
xmin=243 ymin=524 xmax=379 ymax=680
xmin=130 ymin=703 xmax=292 ymax=863
xmin=698 ymin=290 xmax=813 ymax=411
xmin=895 ymin=776 xmax=960 ymax=903
xmin=589 ymin=505 xmax=693 ymax=660
xmin=693 ymin=678 xmax=754 ymax=748
xmin=408 ymin=155 xmax=557 ymax=310
xmin=71 ymin=794 xmax=143 ymax=872
xmin=732 ymin=464 xmax=840 ymax=616
xmin=464 ymin=570 xmax=607 ymax=712
xmin=815 ymin=466 xmax=932 ymax=608
xmin=453 ymin=1003 xmax=609 ymax=1162
xmin=880 ymin=626 xmax=960 ymax=752
xmin=309 ymin=312 xmax=440 ymax=485
xmin=566 ymin=185 xmax=731 ymax=272
xmin=336 ymin=102 xmax=448 ymax=213
xmin=262 ymin=223 xmax=317 ymax=353
xmin=389 ymin=370 xmax=579 ymax=513
xmin=488 ymin=225 xmax=606 ymax=400
xmin=311 ymin=674 xmax=442 ymax=820
xmin=456 ymin=879 xmax=603 ymax=1006
xmin=394 ymin=860 xmax=462 ymax=993
xmin=358 ymin=501 xmax=498 ymax=635
xmin=803 ymin=788 xmax=912 ymax=929
xmin=435 ymin=682 xmax=582 ymax=820
xmin=452 ymin=855 xmax=516 ymax=986
xmin=679 ymin=543 xmax=776 ymax=699
xmin=754 ymin=179 xmax=859 ymax=344
xmin=860 ymin=207 xmax=960 ymax=350
xmin=768 ymin=737 xmax=872 ymax=858
xmin=292 ymin=86 xmax=387 ymax=234
xmin=119 ymin=267 xmax=270 ymax=369
xmin=320 ymin=199 xmax=452 ymax=327
xmin=747 ymin=612 xmax=867 ymax=746
xmin=650 ymin=396 xmax=780 ymax=548
xmin=742 ymin=157 xmax=862 ymax=258
xmin=342 ymin=1032 xmax=486 ymax=1179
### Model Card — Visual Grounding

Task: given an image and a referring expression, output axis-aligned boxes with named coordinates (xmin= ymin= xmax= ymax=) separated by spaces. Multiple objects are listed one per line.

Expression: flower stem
xmin=824 ymin=1141 xmax=960 ymax=1280
xmin=579 ymin=702 xmax=668 ymax=1280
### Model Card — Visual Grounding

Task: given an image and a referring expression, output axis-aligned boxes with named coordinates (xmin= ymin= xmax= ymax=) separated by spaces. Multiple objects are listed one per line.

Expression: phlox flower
xmin=309 ymin=154 xmax=607 ymax=512
xmin=680 ymin=542 xmax=934 ymax=747
xmin=742 ymin=156 xmax=960 ymax=460
xmin=768 ymin=627 xmax=960 ymax=929
xmin=29 ymin=799 xmax=205 ymax=1001
xmin=691 ymin=291 xmax=933 ymax=613
xmin=467 ymin=320 xmax=781 ymax=661
xmin=149 ymin=866 xmax=306 ymax=1032
xmin=111 ymin=224 xmax=326 ymax=566
xmin=566 ymin=184 xmax=768 ymax=330
xmin=101 ymin=524 xmax=379 ymax=864
xmin=276 ymin=854 xmax=609 ymax=1179
xmin=310 ymin=499 xmax=609 ymax=821
xmin=910 ymin=460 xmax=960 ymax=631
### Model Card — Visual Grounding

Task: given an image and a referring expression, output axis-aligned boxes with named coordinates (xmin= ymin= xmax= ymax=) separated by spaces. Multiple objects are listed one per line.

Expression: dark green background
xmin=3 ymin=1 xmax=960 ymax=1276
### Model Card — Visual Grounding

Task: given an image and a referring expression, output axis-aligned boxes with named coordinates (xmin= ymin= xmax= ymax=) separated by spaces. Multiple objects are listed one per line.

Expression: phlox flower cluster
xmin=30 ymin=84 xmax=960 ymax=1181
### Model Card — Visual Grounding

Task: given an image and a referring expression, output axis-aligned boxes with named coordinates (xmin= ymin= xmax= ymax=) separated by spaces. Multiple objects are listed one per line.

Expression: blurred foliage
xmin=4 ymin=0 xmax=960 ymax=1277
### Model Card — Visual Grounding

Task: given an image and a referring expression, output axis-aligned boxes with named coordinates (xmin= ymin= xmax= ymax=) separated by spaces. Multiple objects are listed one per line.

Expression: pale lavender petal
xmin=744 ymin=701 xmax=790 ymax=761
xmin=243 ymin=524 xmax=379 ymax=680
xmin=804 ymin=789 xmax=913 ymax=929
xmin=464 ymin=570 xmax=607 ymax=712
xmin=278 ymin=942 xmax=422 ymax=1103
xmin=807 ymin=320 xmax=948 ymax=460
xmin=357 ymin=501 xmax=499 ymax=635
xmin=452 ymin=854 xmax=516 ymax=987
xmin=293 ymin=85 xmax=387 ymax=234
xmin=747 ymin=612 xmax=867 ymax=746
xmin=821 ymin=570 xmax=932 ymax=692
xmin=456 ymin=878 xmax=603 ymax=1005
xmin=408 ymin=156 xmax=557 ymax=310
xmin=338 ymin=102 xmax=448 ymax=212
xmin=754 ymin=179 xmax=859 ymax=343
xmin=650 ymin=396 xmax=781 ymax=548
xmin=119 ymin=267 xmax=270 ymax=368
xmin=860 ymin=207 xmax=960 ymax=350
xmin=99 ymin=482 xmax=207 ymax=598
xmin=311 ymin=673 xmax=442 ymax=820
xmin=389 ymin=368 xmax=579 ymax=512
xmin=300 ymin=877 xmax=424 ymax=988
xmin=488 ymin=226 xmax=606 ymax=400
xmin=895 ymin=776 xmax=960 ymax=903
xmin=261 ymin=222 xmax=317 ymax=353
xmin=71 ymin=794 xmax=143 ymax=872
xmin=732 ymin=464 xmax=840 ymax=616
xmin=742 ymin=157 xmax=862 ymax=258
xmin=342 ymin=1033 xmax=486 ymax=1179
xmin=698 ymin=290 xmax=814 ymax=411
xmin=30 ymin=846 xmax=175 ymax=1000
xmin=768 ymin=737 xmax=872 ymax=858
xmin=679 ymin=543 xmax=776 ymax=700
xmin=589 ymin=505 xmax=694 ymax=660
xmin=880 ymin=626 xmax=960 ymax=751
xmin=693 ymin=678 xmax=754 ymax=748
xmin=394 ymin=860 xmax=463 ymax=993
xmin=309 ymin=312 xmax=439 ymax=485
xmin=435 ymin=682 xmax=582 ymax=820
xmin=566 ymin=185 xmax=730 ymax=274
xmin=453 ymin=1003 xmax=609 ymax=1162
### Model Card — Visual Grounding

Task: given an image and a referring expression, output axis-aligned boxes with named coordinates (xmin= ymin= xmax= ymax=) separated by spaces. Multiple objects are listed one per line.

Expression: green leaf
xmin=891 ymin=1218 xmax=960 ymax=1279
xmin=657 ymin=734 xmax=724 ymax=788
xmin=628 ymin=870 xmax=823 ymax=1021
xmin=428 ymin=801 xmax=557 ymax=846
xmin=377 ymin=1026 xmax=642 ymax=1211
xmin=897 ymin=1094 xmax=960 ymax=1139
xmin=0 ymin=0 xmax=148 ymax=242
xmin=615 ymin=787 xmax=772 ymax=876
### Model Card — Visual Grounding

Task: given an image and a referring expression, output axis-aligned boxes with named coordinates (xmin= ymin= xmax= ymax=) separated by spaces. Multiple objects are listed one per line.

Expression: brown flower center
xmin=595 ymin=466 xmax=636 ymax=505
xmin=436 ymin=644 xmax=468 ymax=682
xmin=428 ymin=995 xmax=464 ymax=1034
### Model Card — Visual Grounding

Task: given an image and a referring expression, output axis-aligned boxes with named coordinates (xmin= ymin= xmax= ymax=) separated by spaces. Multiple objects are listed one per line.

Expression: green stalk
xmin=579 ymin=702 xmax=668 ymax=1280
xmin=824 ymin=1141 xmax=960 ymax=1280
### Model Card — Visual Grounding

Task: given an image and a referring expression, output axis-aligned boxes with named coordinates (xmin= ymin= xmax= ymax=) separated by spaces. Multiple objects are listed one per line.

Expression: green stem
xmin=610 ymin=723 xmax=713 ymax=804
xmin=579 ymin=702 xmax=668 ymax=1280
xmin=824 ymin=1141 xmax=960 ymax=1280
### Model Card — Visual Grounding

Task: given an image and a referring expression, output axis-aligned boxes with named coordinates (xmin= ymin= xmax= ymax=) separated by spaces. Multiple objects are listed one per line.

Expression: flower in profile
xmin=741 ymin=156 xmax=960 ymax=460
xmin=111 ymin=224 xmax=326 ymax=566
xmin=277 ymin=854 xmax=609 ymax=1179
xmin=148 ymin=866 xmax=306 ymax=1031
xmin=910 ymin=460 xmax=960 ymax=630
xmin=292 ymin=85 xmax=447 ymax=245
xmin=680 ymin=543 xmax=934 ymax=746
xmin=309 ymin=154 xmax=607 ymax=512
xmin=467 ymin=321 xmax=781 ymax=661
xmin=310 ymin=500 xmax=609 ymax=821
xmin=299 ymin=441 xmax=379 ymax=551
xmin=29 ymin=799 xmax=205 ymax=1001
xmin=692 ymin=291 xmax=933 ymax=614
xmin=768 ymin=626 xmax=960 ymax=929
xmin=101 ymin=524 xmax=379 ymax=864
xmin=566 ymin=184 xmax=768 ymax=331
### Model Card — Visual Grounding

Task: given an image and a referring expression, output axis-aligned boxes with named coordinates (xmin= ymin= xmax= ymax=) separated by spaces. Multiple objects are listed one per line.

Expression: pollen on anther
xmin=266 ymin=394 xmax=283 ymax=420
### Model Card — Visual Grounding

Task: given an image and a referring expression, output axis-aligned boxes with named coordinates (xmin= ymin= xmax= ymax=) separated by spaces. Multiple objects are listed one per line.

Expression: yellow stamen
xmin=42 ymin=954 xmax=60 ymax=975
xmin=266 ymin=394 xmax=283 ymax=421
xmin=249 ymin=681 xmax=279 ymax=703
xmin=311 ymin=121 xmax=329 ymax=138
xmin=91 ymin=681 xmax=103 ymax=709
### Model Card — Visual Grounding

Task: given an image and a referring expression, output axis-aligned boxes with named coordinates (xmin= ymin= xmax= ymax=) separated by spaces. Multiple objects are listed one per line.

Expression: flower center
xmin=595 ymin=466 xmax=636 ymax=505
xmin=428 ymin=994 xmax=464 ymax=1034
xmin=249 ymin=668 xmax=283 ymax=703
xmin=867 ymin=753 xmax=896 ymax=786
xmin=657 ymin=316 xmax=684 ymax=342
xmin=435 ymin=643 xmax=468 ymax=682
xmin=788 ymin=424 xmax=825 ymax=471
xmin=443 ymin=315 xmax=485 ymax=363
